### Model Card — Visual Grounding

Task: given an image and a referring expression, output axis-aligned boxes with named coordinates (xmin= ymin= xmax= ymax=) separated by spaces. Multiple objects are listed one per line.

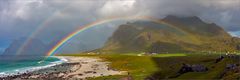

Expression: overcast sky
xmin=0 ymin=0 xmax=240 ymax=51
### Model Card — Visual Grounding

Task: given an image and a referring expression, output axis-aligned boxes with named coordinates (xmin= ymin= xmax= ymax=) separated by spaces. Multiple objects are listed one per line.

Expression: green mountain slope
xmin=100 ymin=16 xmax=240 ymax=53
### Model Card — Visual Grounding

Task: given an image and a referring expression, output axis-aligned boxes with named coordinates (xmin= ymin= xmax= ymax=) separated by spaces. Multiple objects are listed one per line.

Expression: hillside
xmin=100 ymin=16 xmax=240 ymax=53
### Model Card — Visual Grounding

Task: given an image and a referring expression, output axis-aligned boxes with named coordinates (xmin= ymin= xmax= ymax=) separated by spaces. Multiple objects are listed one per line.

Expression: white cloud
xmin=0 ymin=0 xmax=240 ymax=38
xmin=9 ymin=0 xmax=44 ymax=20
xmin=0 ymin=0 xmax=240 ymax=53
xmin=98 ymin=0 xmax=140 ymax=18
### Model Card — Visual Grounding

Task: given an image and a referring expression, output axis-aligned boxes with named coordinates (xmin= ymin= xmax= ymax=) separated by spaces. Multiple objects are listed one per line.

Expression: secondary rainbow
xmin=46 ymin=16 xmax=120 ymax=56
xmin=15 ymin=3 xmax=72 ymax=55
xmin=46 ymin=16 xmax=188 ymax=56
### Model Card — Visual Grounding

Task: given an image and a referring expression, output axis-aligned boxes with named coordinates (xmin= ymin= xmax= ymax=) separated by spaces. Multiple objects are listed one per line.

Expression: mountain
xmin=162 ymin=15 xmax=230 ymax=37
xmin=2 ymin=38 xmax=48 ymax=56
xmin=48 ymin=25 xmax=117 ymax=54
xmin=1 ymin=24 xmax=117 ymax=56
xmin=100 ymin=15 xmax=240 ymax=53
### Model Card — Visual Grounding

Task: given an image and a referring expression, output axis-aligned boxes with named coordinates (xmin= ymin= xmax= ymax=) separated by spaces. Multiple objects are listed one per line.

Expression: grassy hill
xmin=60 ymin=53 xmax=240 ymax=80
xmin=61 ymin=16 xmax=240 ymax=79
xmin=99 ymin=15 xmax=240 ymax=53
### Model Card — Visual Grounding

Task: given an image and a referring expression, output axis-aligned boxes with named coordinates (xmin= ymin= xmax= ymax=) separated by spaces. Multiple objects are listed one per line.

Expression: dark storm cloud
xmin=136 ymin=0 xmax=240 ymax=31
xmin=0 ymin=0 xmax=240 ymax=49
xmin=43 ymin=0 xmax=240 ymax=31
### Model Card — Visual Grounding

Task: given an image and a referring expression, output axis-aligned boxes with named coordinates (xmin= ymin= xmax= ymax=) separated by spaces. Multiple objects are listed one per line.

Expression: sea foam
xmin=0 ymin=56 xmax=67 ymax=78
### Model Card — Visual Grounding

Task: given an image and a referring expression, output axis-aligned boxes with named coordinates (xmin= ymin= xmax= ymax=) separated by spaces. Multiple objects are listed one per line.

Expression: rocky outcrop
xmin=178 ymin=63 xmax=208 ymax=74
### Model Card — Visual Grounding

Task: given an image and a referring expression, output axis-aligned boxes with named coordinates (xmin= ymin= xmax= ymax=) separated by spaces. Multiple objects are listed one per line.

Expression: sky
xmin=0 ymin=0 xmax=240 ymax=53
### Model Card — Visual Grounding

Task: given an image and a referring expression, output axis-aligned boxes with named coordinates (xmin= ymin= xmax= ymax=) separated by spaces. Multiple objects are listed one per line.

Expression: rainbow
xmin=15 ymin=3 xmax=72 ymax=55
xmin=46 ymin=16 xmax=188 ymax=56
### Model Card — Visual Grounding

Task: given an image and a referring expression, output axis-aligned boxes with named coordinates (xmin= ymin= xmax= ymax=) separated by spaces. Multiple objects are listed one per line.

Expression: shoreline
xmin=0 ymin=56 xmax=66 ymax=78
xmin=0 ymin=56 xmax=126 ymax=79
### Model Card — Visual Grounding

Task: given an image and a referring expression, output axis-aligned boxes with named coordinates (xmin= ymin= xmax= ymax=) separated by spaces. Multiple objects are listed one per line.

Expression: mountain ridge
xmin=99 ymin=15 xmax=240 ymax=53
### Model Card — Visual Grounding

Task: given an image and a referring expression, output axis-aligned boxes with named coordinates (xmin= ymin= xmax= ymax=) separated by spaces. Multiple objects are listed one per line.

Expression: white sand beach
xmin=1 ymin=56 xmax=126 ymax=80
xmin=57 ymin=56 xmax=127 ymax=79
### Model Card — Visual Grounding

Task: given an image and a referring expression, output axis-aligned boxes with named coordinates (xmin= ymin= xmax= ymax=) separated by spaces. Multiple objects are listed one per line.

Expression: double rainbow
xmin=46 ymin=16 xmax=187 ymax=56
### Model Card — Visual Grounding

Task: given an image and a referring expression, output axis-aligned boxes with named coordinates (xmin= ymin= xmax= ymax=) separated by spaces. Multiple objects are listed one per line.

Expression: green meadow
xmin=59 ymin=53 xmax=240 ymax=80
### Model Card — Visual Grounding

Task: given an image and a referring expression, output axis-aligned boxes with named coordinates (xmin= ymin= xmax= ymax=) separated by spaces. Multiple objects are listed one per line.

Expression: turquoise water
xmin=0 ymin=56 xmax=65 ymax=77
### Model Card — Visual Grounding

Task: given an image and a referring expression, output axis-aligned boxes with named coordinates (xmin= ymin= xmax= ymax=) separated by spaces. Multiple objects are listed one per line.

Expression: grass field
xmin=59 ymin=53 xmax=240 ymax=80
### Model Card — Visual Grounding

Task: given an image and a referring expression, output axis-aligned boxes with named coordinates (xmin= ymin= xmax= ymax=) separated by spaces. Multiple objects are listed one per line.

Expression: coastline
xmin=0 ymin=56 xmax=66 ymax=78
xmin=0 ymin=56 xmax=126 ymax=79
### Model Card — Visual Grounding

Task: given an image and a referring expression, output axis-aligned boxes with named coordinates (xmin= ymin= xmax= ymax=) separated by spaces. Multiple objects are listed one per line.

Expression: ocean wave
xmin=0 ymin=56 xmax=68 ymax=78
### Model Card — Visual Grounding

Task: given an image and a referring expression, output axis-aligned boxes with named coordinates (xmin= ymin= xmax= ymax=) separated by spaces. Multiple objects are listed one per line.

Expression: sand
xmin=0 ymin=56 xmax=126 ymax=80
xmin=57 ymin=56 xmax=126 ymax=79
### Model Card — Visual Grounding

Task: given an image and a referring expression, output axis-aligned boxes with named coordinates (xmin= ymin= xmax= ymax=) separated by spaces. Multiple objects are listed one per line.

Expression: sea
xmin=0 ymin=55 xmax=67 ymax=77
